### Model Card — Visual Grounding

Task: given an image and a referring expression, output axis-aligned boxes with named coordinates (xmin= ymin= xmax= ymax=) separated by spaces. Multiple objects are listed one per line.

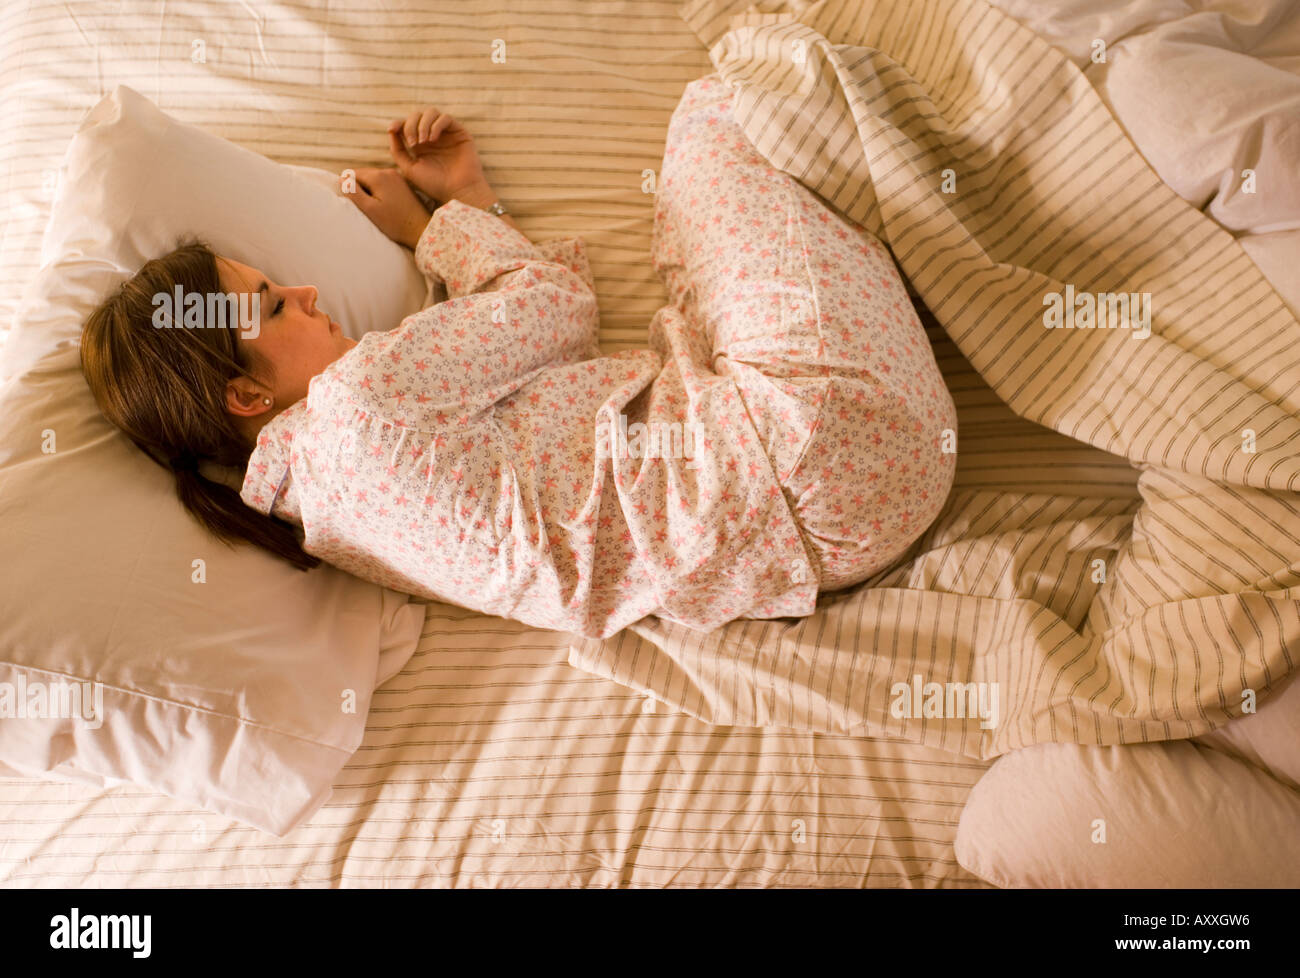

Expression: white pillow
xmin=0 ymin=85 xmax=430 ymax=835
xmin=1192 ymin=670 xmax=1300 ymax=791
xmin=955 ymin=741 xmax=1300 ymax=888
xmin=986 ymin=1 xmax=1300 ymax=237
xmin=1090 ymin=5 xmax=1300 ymax=236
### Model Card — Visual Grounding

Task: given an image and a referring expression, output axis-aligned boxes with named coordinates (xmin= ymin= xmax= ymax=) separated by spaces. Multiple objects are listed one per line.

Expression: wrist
xmin=446 ymin=180 xmax=498 ymax=210
xmin=445 ymin=179 xmax=521 ymax=233
xmin=403 ymin=206 xmax=432 ymax=250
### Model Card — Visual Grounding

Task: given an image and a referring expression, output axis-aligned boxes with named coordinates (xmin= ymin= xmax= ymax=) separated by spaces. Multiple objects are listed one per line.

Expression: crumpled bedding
xmin=569 ymin=0 xmax=1300 ymax=761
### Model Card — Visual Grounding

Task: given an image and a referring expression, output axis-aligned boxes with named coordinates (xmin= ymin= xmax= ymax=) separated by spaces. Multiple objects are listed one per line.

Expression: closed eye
xmin=273 ymin=297 xmax=285 ymax=316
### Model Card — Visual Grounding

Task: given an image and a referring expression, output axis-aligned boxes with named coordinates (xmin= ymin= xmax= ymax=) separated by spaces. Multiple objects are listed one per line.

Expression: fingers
xmin=384 ymin=110 xmax=421 ymax=150
xmin=401 ymin=109 xmax=422 ymax=153
xmin=343 ymin=183 xmax=373 ymax=214
xmin=418 ymin=106 xmax=440 ymax=144
xmin=387 ymin=129 xmax=414 ymax=172
xmin=342 ymin=166 xmax=394 ymax=210
xmin=346 ymin=166 xmax=379 ymax=195
xmin=417 ymin=109 xmax=456 ymax=145
xmin=428 ymin=112 xmax=455 ymax=145
xmin=342 ymin=181 xmax=371 ymax=213
xmin=388 ymin=107 xmax=458 ymax=149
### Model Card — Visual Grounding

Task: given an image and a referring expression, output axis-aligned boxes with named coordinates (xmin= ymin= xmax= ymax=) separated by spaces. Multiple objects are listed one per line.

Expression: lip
xmin=328 ymin=317 xmax=340 ymax=335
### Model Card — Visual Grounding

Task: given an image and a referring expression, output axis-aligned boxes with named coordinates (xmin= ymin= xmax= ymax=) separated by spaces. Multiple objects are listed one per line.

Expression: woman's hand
xmin=343 ymin=166 xmax=431 ymax=249
xmin=387 ymin=107 xmax=487 ymax=203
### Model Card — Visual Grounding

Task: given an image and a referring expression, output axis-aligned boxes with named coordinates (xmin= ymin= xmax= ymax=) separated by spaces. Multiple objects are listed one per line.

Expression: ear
xmin=225 ymin=375 xmax=272 ymax=419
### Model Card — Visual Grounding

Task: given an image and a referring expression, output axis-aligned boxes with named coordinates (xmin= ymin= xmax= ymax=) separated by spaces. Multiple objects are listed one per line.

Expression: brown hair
xmin=80 ymin=237 xmax=320 ymax=571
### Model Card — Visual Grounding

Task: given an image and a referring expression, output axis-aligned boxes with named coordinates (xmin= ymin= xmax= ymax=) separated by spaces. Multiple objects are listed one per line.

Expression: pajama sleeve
xmin=353 ymin=199 xmax=601 ymax=420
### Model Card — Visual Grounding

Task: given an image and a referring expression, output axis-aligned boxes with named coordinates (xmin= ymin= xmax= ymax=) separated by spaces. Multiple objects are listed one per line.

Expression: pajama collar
xmin=240 ymin=398 xmax=308 ymax=522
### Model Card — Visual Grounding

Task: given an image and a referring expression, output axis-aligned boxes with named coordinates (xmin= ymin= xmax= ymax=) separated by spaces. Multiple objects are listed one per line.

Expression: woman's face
xmin=217 ymin=256 xmax=356 ymax=416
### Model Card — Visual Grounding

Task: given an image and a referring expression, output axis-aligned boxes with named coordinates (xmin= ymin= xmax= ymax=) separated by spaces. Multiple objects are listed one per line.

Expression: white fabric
xmin=955 ymin=740 xmax=1300 ymax=888
xmin=0 ymin=85 xmax=428 ymax=835
xmin=1194 ymin=671 xmax=1300 ymax=791
xmin=988 ymin=0 xmax=1300 ymax=296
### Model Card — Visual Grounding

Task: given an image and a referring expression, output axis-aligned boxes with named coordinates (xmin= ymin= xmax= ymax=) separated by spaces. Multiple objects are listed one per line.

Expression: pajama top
xmin=241 ymin=199 xmax=819 ymax=639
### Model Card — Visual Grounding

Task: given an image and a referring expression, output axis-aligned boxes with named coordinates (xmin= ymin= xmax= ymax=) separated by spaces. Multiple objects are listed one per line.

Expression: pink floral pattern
xmin=241 ymin=75 xmax=957 ymax=639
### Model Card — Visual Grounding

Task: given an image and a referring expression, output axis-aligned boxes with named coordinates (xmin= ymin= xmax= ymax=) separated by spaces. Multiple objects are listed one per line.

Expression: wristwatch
xmin=484 ymin=200 xmax=509 ymax=217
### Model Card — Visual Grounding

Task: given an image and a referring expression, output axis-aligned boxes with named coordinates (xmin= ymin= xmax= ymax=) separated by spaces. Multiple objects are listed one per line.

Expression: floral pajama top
xmin=242 ymin=199 xmax=818 ymax=639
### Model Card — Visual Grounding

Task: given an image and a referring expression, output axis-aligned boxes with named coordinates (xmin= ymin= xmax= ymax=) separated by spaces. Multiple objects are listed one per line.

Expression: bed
xmin=0 ymin=0 xmax=1295 ymax=888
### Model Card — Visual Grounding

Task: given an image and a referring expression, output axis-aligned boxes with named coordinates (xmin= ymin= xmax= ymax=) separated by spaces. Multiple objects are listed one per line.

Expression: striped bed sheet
xmin=1 ymin=604 xmax=992 ymax=887
xmin=0 ymin=0 xmax=1004 ymax=888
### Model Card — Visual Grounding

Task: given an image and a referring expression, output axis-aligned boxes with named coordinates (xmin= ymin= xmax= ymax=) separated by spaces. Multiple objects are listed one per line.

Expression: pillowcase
xmin=0 ymin=84 xmax=431 ymax=835
xmin=1096 ymin=15 xmax=1300 ymax=237
xmin=1191 ymin=670 xmax=1300 ymax=791
xmin=955 ymin=741 xmax=1300 ymax=888
xmin=986 ymin=0 xmax=1300 ymax=237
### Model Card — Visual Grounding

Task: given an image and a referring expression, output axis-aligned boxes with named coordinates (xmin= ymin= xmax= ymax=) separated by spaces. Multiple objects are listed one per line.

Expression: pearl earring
xmin=262 ymin=397 xmax=272 ymax=406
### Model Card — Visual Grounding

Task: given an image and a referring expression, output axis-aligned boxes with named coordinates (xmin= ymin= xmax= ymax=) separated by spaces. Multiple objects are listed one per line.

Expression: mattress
xmin=0 ymin=0 xmax=1292 ymax=887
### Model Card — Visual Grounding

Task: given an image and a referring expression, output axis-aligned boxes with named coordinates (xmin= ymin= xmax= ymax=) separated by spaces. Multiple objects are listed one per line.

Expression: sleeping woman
xmin=79 ymin=77 xmax=959 ymax=639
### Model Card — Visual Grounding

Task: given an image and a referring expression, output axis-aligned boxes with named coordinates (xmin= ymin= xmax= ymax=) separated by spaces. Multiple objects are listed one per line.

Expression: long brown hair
xmin=80 ymin=238 xmax=320 ymax=571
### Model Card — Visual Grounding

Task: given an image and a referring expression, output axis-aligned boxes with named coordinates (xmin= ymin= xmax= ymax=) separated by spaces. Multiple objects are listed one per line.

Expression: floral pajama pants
xmin=652 ymin=75 xmax=958 ymax=592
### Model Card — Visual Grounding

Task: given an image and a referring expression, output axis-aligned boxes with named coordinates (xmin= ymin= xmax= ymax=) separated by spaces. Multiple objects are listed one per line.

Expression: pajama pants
xmin=652 ymin=75 xmax=958 ymax=591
